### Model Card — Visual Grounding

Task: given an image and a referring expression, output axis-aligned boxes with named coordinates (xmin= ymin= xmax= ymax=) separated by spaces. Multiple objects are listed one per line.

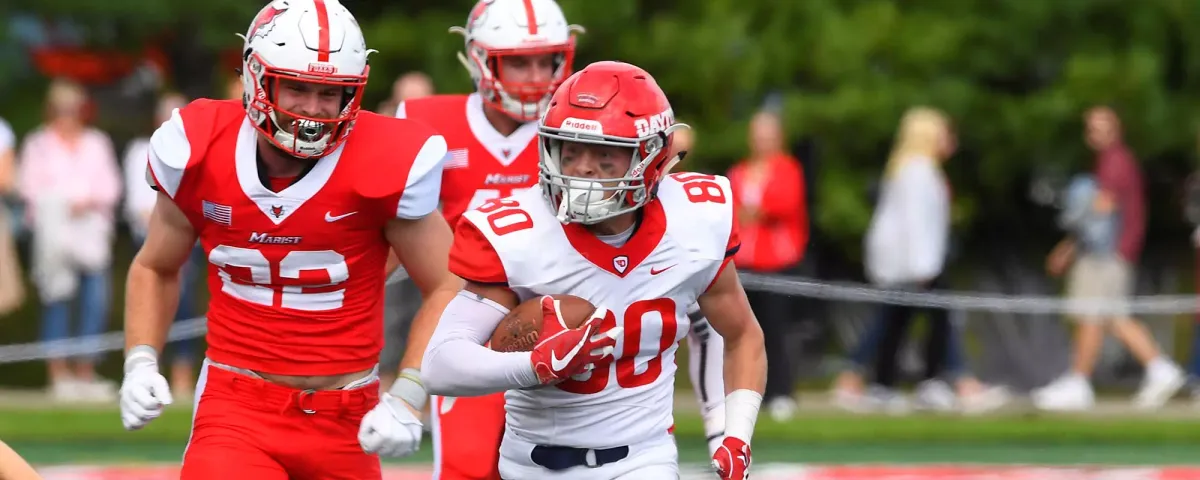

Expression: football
xmin=490 ymin=294 xmax=597 ymax=352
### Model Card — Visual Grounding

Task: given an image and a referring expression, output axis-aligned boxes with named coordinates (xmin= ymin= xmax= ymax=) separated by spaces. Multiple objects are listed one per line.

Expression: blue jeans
xmin=1188 ymin=323 xmax=1200 ymax=380
xmin=40 ymin=270 xmax=111 ymax=361
xmin=133 ymin=237 xmax=205 ymax=363
xmin=848 ymin=307 xmax=967 ymax=381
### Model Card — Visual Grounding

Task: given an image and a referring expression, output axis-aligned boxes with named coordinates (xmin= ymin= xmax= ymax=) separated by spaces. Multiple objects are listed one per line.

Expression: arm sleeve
xmin=686 ymin=308 xmax=728 ymax=455
xmin=421 ymin=291 xmax=540 ymax=396
xmin=395 ymin=134 xmax=448 ymax=219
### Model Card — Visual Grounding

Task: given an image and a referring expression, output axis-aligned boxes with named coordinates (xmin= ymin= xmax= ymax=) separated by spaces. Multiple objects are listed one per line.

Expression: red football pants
xmin=432 ymin=392 xmax=506 ymax=480
xmin=181 ymin=363 xmax=382 ymax=480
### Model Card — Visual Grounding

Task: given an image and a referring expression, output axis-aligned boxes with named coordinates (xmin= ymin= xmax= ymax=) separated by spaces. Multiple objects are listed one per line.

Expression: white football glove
xmin=358 ymin=369 xmax=425 ymax=457
xmin=119 ymin=346 xmax=173 ymax=431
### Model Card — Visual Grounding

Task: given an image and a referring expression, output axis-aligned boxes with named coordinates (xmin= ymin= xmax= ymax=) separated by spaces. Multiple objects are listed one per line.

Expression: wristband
xmin=724 ymin=389 xmax=762 ymax=443
xmin=124 ymin=345 xmax=159 ymax=374
xmin=389 ymin=368 xmax=428 ymax=412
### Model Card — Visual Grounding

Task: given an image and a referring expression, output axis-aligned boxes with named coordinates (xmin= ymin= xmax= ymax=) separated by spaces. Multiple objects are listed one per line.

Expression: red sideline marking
xmin=33 ymin=465 xmax=1200 ymax=480
xmin=802 ymin=466 xmax=1200 ymax=479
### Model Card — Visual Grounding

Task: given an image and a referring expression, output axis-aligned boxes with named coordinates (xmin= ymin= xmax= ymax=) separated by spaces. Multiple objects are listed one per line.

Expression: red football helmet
xmin=537 ymin=61 xmax=689 ymax=224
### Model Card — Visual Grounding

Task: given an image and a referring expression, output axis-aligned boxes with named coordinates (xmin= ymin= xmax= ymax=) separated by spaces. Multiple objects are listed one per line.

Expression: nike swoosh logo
xmin=650 ymin=265 xmax=676 ymax=275
xmin=325 ymin=211 xmax=357 ymax=222
xmin=550 ymin=334 xmax=587 ymax=372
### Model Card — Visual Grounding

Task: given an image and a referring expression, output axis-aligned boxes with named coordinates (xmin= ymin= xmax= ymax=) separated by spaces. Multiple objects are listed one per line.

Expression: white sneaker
xmin=960 ymin=385 xmax=1012 ymax=415
xmin=79 ymin=379 xmax=118 ymax=403
xmin=864 ymin=385 xmax=910 ymax=415
xmin=831 ymin=387 xmax=872 ymax=414
xmin=913 ymin=379 xmax=956 ymax=412
xmin=1134 ymin=363 xmax=1185 ymax=409
xmin=1032 ymin=374 xmax=1094 ymax=411
xmin=49 ymin=379 xmax=86 ymax=403
xmin=766 ymin=396 xmax=797 ymax=421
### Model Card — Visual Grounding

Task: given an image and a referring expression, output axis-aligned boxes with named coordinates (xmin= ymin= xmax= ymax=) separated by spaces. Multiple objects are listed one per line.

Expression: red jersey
xmin=397 ymin=93 xmax=540 ymax=230
xmin=146 ymin=99 xmax=447 ymax=376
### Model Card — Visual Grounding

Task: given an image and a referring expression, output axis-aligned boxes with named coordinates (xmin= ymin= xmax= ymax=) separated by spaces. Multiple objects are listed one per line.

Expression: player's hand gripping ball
xmin=490 ymin=294 xmax=597 ymax=352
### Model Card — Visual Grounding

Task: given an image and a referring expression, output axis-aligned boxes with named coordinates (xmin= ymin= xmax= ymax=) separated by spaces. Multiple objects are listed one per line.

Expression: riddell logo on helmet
xmin=561 ymin=117 xmax=604 ymax=135
xmin=634 ymin=108 xmax=674 ymax=137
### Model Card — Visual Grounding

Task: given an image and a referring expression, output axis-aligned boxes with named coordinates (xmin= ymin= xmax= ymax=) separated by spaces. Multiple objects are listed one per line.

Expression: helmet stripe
xmin=314 ymin=0 xmax=331 ymax=62
xmin=522 ymin=0 xmax=539 ymax=35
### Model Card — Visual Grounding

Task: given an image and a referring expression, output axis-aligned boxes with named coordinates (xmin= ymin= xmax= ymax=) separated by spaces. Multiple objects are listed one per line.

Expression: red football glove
xmin=529 ymin=296 xmax=621 ymax=385
xmin=712 ymin=436 xmax=751 ymax=480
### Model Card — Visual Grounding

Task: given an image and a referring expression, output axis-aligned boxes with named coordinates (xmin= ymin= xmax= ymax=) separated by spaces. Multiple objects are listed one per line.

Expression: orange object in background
xmin=29 ymin=45 xmax=169 ymax=86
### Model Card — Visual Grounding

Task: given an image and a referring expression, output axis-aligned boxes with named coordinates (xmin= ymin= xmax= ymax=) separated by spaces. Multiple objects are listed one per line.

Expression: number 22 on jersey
xmin=208 ymin=245 xmax=349 ymax=311
xmin=557 ymin=298 xmax=679 ymax=395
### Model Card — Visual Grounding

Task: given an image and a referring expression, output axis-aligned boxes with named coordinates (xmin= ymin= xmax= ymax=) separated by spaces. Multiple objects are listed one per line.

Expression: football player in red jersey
xmin=118 ymin=1 xmax=460 ymax=478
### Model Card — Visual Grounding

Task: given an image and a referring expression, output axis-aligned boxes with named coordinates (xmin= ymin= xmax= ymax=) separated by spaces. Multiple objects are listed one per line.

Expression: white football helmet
xmin=239 ymin=0 xmax=371 ymax=159
xmin=450 ymin=0 xmax=583 ymax=122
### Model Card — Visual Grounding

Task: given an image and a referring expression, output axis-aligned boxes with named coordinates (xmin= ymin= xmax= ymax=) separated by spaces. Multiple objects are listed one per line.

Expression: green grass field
xmin=5 ymin=404 xmax=1200 ymax=466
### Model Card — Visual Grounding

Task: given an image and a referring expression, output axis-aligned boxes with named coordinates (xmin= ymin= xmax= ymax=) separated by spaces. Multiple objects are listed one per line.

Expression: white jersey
xmin=449 ymin=172 xmax=739 ymax=448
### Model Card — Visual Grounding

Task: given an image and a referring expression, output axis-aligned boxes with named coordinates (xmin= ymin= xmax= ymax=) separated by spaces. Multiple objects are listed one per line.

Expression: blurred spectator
xmin=1186 ymin=133 xmax=1200 ymax=400
xmin=861 ymin=107 xmax=956 ymax=410
xmin=225 ymin=74 xmax=243 ymax=102
xmin=377 ymin=71 xmax=434 ymax=115
xmin=670 ymin=124 xmax=693 ymax=162
xmin=0 ymin=116 xmax=24 ymax=316
xmin=839 ymin=109 xmax=1008 ymax=414
xmin=727 ymin=110 xmax=807 ymax=420
xmin=121 ymin=92 xmax=201 ymax=398
xmin=1036 ymin=106 xmax=1184 ymax=410
xmin=393 ymin=71 xmax=434 ymax=103
xmin=16 ymin=78 xmax=122 ymax=402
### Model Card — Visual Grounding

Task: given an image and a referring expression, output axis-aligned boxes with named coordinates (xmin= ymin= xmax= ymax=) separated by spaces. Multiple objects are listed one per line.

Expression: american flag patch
xmin=444 ymin=148 xmax=469 ymax=169
xmin=202 ymin=200 xmax=232 ymax=226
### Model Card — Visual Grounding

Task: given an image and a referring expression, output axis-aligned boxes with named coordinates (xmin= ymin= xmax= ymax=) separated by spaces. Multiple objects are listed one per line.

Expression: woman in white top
xmin=834 ymin=107 xmax=1008 ymax=413
xmin=17 ymin=79 xmax=123 ymax=402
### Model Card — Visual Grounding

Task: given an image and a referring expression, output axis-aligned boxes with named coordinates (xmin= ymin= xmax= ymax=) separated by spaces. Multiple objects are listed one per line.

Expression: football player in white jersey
xmin=421 ymin=60 xmax=767 ymax=480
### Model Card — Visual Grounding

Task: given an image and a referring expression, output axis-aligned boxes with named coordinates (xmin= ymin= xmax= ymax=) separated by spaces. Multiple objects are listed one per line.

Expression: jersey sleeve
xmin=706 ymin=176 xmax=741 ymax=292
xmin=395 ymin=134 xmax=449 ymax=219
xmin=448 ymin=217 xmax=509 ymax=285
xmin=145 ymin=107 xmax=191 ymax=199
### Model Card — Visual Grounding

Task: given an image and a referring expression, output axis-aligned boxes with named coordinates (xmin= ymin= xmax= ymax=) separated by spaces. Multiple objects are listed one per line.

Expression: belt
xmin=221 ymin=368 xmax=376 ymax=416
xmin=530 ymin=444 xmax=630 ymax=471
